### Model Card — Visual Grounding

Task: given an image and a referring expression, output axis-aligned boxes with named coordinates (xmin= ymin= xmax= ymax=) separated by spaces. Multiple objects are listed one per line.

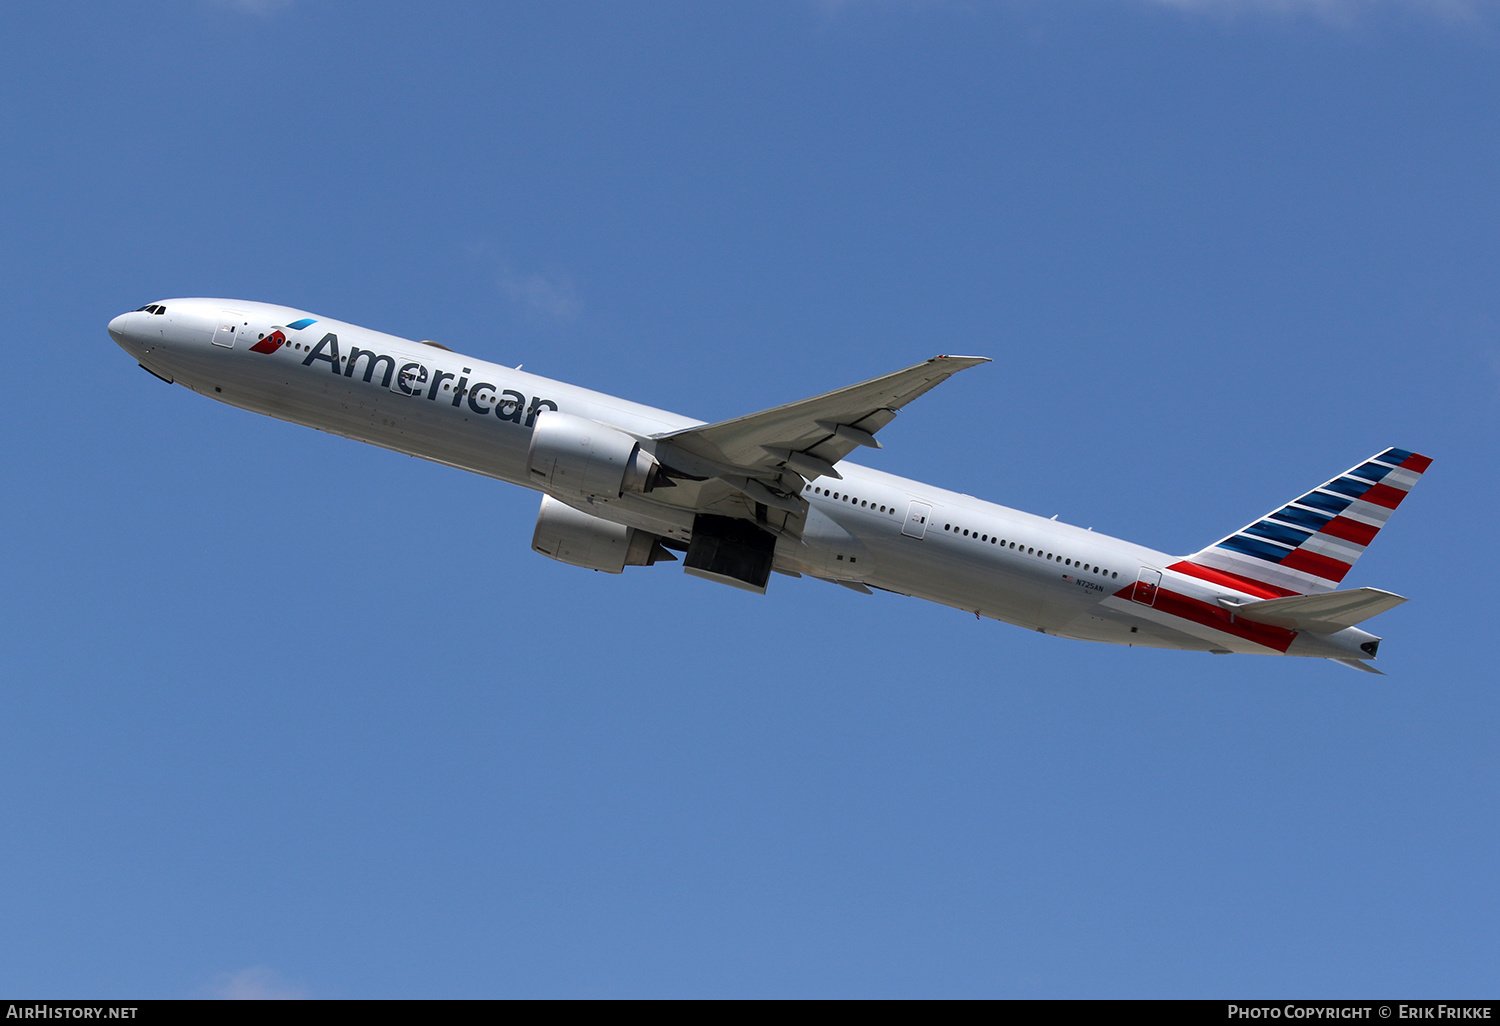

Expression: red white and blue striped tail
xmin=1174 ymin=447 xmax=1433 ymax=598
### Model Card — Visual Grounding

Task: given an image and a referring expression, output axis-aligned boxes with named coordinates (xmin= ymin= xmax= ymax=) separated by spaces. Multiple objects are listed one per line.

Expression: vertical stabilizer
xmin=1174 ymin=448 xmax=1432 ymax=597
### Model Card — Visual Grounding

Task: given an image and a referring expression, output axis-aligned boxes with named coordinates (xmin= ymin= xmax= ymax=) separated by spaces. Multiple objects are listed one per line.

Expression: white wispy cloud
xmin=206 ymin=0 xmax=298 ymax=16
xmin=1138 ymin=0 xmax=1490 ymax=25
xmin=206 ymin=966 xmax=308 ymax=1000
xmin=817 ymin=0 xmax=1494 ymax=24
xmin=498 ymin=265 xmax=583 ymax=323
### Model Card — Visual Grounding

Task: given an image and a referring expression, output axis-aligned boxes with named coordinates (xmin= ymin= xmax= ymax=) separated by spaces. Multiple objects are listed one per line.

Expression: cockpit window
xmin=153 ymin=305 xmax=165 ymax=314
xmin=136 ymin=304 xmax=167 ymax=315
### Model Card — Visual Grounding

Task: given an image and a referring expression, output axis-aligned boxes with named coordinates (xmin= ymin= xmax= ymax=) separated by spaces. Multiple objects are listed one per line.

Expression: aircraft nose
xmin=108 ymin=313 xmax=129 ymax=345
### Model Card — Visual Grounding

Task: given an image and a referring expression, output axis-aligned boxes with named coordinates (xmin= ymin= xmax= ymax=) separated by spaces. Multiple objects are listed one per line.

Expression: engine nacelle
xmin=531 ymin=495 xmax=675 ymax=574
xmin=526 ymin=410 xmax=662 ymax=503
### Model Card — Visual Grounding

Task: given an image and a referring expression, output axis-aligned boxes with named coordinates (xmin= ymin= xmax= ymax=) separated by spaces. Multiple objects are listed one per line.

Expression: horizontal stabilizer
xmin=1330 ymin=657 xmax=1386 ymax=675
xmin=813 ymin=576 xmax=874 ymax=595
xmin=1228 ymin=587 xmax=1406 ymax=633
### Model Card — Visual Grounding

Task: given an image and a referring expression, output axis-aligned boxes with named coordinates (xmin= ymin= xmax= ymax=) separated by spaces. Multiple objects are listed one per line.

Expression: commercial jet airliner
xmin=109 ymin=299 xmax=1430 ymax=672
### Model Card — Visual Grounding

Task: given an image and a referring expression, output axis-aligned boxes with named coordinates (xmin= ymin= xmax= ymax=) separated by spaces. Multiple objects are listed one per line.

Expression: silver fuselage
xmin=109 ymin=298 xmax=1378 ymax=660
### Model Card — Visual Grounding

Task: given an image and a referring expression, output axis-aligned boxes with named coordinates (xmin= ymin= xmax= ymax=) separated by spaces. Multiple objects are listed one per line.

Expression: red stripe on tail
xmin=1358 ymin=483 xmax=1407 ymax=509
xmin=1319 ymin=516 xmax=1378 ymax=546
xmin=1167 ymin=561 xmax=1297 ymax=599
xmin=1280 ymin=548 xmax=1353 ymax=582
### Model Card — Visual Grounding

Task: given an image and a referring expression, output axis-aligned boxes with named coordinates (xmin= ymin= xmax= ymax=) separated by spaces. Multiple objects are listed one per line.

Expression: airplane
xmin=108 ymin=298 xmax=1431 ymax=672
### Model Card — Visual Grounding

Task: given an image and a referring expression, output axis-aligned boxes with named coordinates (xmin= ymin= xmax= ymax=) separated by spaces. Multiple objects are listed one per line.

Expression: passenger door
xmin=902 ymin=501 xmax=933 ymax=539
xmin=1132 ymin=568 xmax=1162 ymax=607
xmin=211 ymin=320 xmax=241 ymax=348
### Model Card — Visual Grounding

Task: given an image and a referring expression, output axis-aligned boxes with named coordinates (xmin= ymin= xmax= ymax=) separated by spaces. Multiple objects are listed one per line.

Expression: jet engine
xmin=526 ymin=410 xmax=666 ymax=503
xmin=531 ymin=495 xmax=676 ymax=574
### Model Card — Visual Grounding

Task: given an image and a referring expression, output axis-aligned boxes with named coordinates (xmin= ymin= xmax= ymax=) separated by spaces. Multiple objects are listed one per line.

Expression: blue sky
xmin=1 ymin=0 xmax=1496 ymax=999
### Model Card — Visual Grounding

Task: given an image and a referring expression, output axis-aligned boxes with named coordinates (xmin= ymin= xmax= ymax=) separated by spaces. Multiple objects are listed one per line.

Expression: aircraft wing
xmin=650 ymin=355 xmax=989 ymax=512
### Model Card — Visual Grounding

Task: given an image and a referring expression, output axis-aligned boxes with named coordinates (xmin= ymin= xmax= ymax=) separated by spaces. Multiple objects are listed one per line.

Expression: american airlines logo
xmin=249 ymin=329 xmax=287 ymax=354
xmin=260 ymin=329 xmax=559 ymax=426
xmin=249 ymin=317 xmax=317 ymax=353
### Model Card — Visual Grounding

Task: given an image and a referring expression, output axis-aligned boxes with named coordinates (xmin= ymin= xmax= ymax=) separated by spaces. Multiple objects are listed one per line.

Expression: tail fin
xmin=1173 ymin=447 xmax=1432 ymax=597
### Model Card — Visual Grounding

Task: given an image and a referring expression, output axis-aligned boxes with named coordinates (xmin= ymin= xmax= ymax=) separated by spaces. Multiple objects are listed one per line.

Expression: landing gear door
xmin=1133 ymin=567 xmax=1162 ymax=607
xmin=902 ymin=501 xmax=933 ymax=539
